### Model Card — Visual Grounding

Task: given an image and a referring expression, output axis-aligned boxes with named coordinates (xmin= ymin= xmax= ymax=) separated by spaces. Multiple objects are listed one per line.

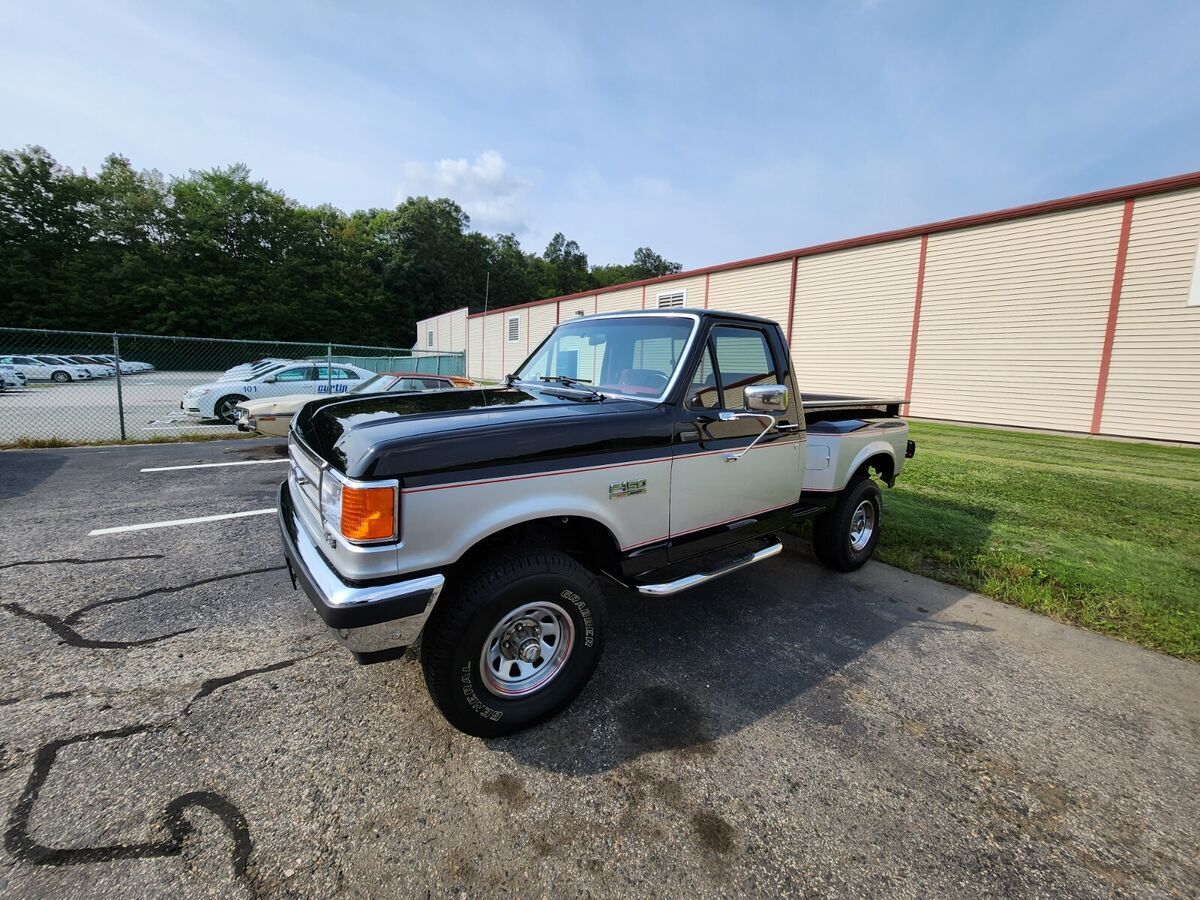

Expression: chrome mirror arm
xmin=718 ymin=411 xmax=778 ymax=461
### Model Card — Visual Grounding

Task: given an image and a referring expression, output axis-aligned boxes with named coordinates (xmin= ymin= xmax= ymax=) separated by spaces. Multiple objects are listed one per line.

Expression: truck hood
xmin=295 ymin=385 xmax=668 ymax=479
xmin=238 ymin=394 xmax=319 ymax=416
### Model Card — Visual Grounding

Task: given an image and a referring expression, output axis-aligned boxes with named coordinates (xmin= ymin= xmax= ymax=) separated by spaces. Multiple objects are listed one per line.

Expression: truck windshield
xmin=515 ymin=314 xmax=696 ymax=400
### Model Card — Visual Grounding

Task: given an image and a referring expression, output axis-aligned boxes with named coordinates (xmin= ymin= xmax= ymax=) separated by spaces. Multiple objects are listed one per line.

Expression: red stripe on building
xmin=1090 ymin=199 xmax=1136 ymax=434
xmin=902 ymin=235 xmax=929 ymax=415
xmin=785 ymin=256 xmax=799 ymax=345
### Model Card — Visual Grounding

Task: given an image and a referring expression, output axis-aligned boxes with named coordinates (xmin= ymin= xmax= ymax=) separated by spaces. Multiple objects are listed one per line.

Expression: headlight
xmin=187 ymin=387 xmax=212 ymax=397
xmin=319 ymin=468 xmax=397 ymax=543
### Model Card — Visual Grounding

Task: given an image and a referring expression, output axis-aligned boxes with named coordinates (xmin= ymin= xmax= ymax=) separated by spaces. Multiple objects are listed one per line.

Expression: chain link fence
xmin=0 ymin=327 xmax=464 ymax=446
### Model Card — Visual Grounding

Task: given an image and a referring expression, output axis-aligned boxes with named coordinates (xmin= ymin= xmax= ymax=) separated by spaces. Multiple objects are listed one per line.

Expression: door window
xmin=687 ymin=345 xmax=721 ymax=409
xmin=273 ymin=366 xmax=314 ymax=382
xmin=707 ymin=326 xmax=777 ymax=410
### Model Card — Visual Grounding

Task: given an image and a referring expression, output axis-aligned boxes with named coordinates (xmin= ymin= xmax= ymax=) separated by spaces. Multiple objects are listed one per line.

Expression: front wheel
xmin=214 ymin=394 xmax=247 ymax=423
xmin=421 ymin=549 xmax=605 ymax=737
xmin=811 ymin=475 xmax=882 ymax=571
xmin=51 ymin=370 xmax=71 ymax=383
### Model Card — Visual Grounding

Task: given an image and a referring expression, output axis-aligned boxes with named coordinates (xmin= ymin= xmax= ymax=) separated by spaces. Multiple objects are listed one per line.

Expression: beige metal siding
xmin=790 ymin=239 xmax=921 ymax=397
xmin=910 ymin=203 xmax=1126 ymax=432
xmin=467 ymin=316 xmax=483 ymax=379
xmin=482 ymin=314 xmax=504 ymax=381
xmin=596 ymin=286 xmax=642 ymax=313
xmin=708 ymin=261 xmax=791 ymax=322
xmin=1100 ymin=188 xmax=1200 ymax=442
xmin=502 ymin=309 xmax=531 ymax=374
xmin=529 ymin=303 xmax=558 ymax=352
xmin=651 ymin=275 xmax=707 ymax=309
xmin=449 ymin=308 xmax=467 ymax=352
xmin=558 ymin=295 xmax=596 ymax=321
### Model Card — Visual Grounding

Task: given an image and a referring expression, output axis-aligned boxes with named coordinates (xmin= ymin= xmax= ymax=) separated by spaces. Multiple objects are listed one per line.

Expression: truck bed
xmin=802 ymin=392 xmax=906 ymax=419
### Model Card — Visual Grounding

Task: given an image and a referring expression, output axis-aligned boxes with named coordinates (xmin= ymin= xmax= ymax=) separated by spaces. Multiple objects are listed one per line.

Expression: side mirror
xmin=263 ymin=375 xmax=277 ymax=383
xmin=744 ymin=383 xmax=788 ymax=412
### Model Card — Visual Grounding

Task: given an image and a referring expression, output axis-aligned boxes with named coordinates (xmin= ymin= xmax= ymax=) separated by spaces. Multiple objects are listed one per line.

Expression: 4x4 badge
xmin=609 ymin=479 xmax=647 ymax=499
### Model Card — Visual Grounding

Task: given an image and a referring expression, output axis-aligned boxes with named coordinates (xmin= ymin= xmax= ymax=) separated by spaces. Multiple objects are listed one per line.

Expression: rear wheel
xmin=421 ymin=549 xmax=605 ymax=737
xmin=214 ymin=394 xmax=247 ymax=423
xmin=51 ymin=370 xmax=71 ymax=383
xmin=812 ymin=475 xmax=882 ymax=571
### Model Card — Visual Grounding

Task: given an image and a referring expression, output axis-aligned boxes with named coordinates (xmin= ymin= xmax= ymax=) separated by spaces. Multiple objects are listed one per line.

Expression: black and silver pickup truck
xmin=278 ymin=309 xmax=915 ymax=736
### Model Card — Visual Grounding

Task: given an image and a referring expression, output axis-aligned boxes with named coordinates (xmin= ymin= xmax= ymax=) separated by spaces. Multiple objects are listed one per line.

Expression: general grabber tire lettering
xmin=420 ymin=549 xmax=605 ymax=737
xmin=811 ymin=474 xmax=882 ymax=572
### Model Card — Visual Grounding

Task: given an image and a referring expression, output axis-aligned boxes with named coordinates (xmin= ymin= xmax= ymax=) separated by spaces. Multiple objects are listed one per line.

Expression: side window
xmin=274 ymin=366 xmax=313 ymax=382
xmin=331 ymin=367 xmax=354 ymax=380
xmin=710 ymin=326 xmax=776 ymax=410
xmin=687 ymin=344 xmax=720 ymax=409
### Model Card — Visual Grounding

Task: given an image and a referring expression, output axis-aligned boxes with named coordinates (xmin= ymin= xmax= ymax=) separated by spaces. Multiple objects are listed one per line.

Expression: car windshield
xmin=514 ymin=315 xmax=696 ymax=400
xmin=349 ymin=374 xmax=398 ymax=394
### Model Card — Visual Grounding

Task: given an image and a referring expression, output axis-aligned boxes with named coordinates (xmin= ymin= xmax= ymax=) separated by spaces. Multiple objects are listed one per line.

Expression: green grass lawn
xmin=862 ymin=422 xmax=1200 ymax=660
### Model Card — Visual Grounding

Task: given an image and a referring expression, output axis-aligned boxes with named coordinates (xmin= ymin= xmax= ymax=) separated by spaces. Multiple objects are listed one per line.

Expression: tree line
xmin=0 ymin=146 xmax=682 ymax=347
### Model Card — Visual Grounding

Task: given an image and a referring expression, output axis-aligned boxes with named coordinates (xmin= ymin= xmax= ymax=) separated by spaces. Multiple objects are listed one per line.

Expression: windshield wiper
xmin=534 ymin=375 xmax=604 ymax=400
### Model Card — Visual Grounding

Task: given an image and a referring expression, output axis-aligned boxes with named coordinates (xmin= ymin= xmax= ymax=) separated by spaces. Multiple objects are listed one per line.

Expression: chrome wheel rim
xmin=849 ymin=499 xmax=876 ymax=552
xmin=217 ymin=398 xmax=238 ymax=421
xmin=480 ymin=601 xmax=575 ymax=698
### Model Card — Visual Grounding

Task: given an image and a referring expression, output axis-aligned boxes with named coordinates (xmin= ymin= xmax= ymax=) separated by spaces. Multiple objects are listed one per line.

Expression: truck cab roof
xmin=581 ymin=307 xmax=781 ymax=328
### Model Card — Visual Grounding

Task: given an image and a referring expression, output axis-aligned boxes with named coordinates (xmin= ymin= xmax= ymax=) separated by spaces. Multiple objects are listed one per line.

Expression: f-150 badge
xmin=609 ymin=479 xmax=647 ymax=498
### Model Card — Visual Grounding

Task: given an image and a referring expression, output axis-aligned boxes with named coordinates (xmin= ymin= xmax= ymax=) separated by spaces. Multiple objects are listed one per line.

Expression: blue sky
xmin=1 ymin=1 xmax=1197 ymax=268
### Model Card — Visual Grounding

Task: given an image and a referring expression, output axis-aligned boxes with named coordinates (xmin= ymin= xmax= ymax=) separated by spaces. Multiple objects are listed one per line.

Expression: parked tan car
xmin=235 ymin=372 xmax=476 ymax=437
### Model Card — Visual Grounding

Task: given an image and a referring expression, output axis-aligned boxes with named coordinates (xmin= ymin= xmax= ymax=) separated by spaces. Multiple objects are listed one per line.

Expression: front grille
xmin=288 ymin=436 xmax=323 ymax=518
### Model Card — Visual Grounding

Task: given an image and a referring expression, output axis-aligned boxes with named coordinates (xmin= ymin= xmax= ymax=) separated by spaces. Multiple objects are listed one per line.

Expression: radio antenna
xmin=480 ymin=269 xmax=491 ymax=403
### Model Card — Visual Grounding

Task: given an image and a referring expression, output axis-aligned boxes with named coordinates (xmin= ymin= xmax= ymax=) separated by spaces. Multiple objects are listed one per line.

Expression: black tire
xmin=811 ymin=475 xmax=882 ymax=572
xmin=214 ymin=394 xmax=247 ymax=423
xmin=421 ymin=549 xmax=605 ymax=737
xmin=51 ymin=370 xmax=71 ymax=383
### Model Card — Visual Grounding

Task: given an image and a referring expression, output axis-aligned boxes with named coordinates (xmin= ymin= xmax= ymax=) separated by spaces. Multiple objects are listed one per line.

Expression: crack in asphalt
xmin=186 ymin=651 xmax=327 ymax=711
xmin=0 ymin=554 xmax=166 ymax=571
xmin=63 ymin=566 xmax=286 ymax=625
xmin=2 ymin=565 xmax=287 ymax=650
xmin=3 ymin=724 xmax=253 ymax=877
xmin=3 ymin=602 xmax=195 ymax=650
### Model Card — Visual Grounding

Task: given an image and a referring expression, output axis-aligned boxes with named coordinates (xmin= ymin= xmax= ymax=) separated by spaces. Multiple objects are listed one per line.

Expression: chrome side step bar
xmin=636 ymin=540 xmax=783 ymax=597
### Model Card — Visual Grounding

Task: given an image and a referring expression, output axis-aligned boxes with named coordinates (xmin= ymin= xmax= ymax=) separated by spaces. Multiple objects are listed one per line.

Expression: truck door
xmin=668 ymin=323 xmax=805 ymax=563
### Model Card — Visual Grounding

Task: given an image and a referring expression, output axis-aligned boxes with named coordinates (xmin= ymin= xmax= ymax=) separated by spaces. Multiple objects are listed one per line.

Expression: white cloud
xmin=398 ymin=150 xmax=531 ymax=233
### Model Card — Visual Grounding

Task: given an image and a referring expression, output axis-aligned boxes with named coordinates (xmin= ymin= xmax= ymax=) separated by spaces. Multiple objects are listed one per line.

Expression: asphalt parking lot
xmin=1 ymin=439 xmax=1198 ymax=898
xmin=0 ymin=372 xmax=237 ymax=444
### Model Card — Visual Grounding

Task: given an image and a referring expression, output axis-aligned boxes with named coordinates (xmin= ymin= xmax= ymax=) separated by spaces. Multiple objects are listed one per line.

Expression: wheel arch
xmin=451 ymin=513 xmax=624 ymax=583
xmin=849 ymin=444 xmax=897 ymax=487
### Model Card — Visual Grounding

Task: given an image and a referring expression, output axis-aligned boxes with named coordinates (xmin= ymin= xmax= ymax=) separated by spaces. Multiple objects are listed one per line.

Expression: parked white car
xmin=218 ymin=360 xmax=297 ymax=382
xmin=32 ymin=355 xmax=99 ymax=380
xmin=0 ymin=362 xmax=20 ymax=390
xmin=1 ymin=355 xmax=90 ymax=383
xmin=45 ymin=355 xmax=113 ymax=378
xmin=221 ymin=358 xmax=293 ymax=380
xmin=182 ymin=362 xmax=375 ymax=423
xmin=93 ymin=354 xmax=153 ymax=373
xmin=66 ymin=355 xmax=119 ymax=376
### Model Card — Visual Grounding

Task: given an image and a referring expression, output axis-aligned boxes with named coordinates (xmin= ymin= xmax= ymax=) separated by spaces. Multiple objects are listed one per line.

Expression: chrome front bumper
xmin=277 ymin=481 xmax=444 ymax=656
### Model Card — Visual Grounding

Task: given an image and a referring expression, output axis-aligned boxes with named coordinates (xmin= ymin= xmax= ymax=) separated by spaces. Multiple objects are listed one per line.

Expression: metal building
xmin=417 ymin=171 xmax=1200 ymax=444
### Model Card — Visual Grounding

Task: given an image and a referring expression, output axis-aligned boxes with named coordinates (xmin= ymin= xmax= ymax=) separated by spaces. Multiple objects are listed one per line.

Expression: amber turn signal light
xmin=340 ymin=484 xmax=396 ymax=541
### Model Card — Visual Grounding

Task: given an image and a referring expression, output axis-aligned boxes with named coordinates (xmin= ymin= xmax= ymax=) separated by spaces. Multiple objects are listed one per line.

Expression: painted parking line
xmin=140 ymin=459 xmax=289 ymax=472
xmin=89 ymin=508 xmax=275 ymax=536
